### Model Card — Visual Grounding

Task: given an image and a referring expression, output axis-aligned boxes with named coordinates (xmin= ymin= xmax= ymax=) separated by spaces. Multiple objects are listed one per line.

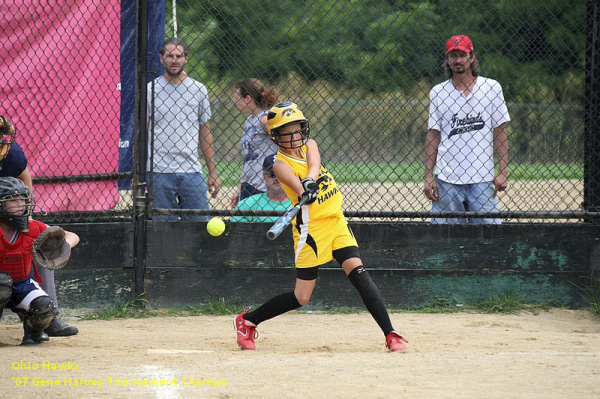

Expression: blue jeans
xmin=431 ymin=177 xmax=500 ymax=225
xmin=149 ymin=173 xmax=209 ymax=222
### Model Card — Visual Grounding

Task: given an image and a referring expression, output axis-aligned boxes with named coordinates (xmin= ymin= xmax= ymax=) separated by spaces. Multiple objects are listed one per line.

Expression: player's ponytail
xmin=262 ymin=86 xmax=279 ymax=108
xmin=235 ymin=78 xmax=279 ymax=109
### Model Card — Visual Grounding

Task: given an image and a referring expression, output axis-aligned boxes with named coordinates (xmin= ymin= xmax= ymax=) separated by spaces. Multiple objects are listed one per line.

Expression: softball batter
xmin=235 ymin=102 xmax=408 ymax=352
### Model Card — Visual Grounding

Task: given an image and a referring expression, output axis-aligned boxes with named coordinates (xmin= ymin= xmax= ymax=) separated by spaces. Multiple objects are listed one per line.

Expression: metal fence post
xmin=585 ymin=0 xmax=600 ymax=220
xmin=132 ymin=0 xmax=150 ymax=301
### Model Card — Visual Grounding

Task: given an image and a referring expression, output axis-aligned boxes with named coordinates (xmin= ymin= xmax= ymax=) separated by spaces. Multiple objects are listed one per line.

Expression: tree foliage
xmin=171 ymin=0 xmax=584 ymax=102
xmin=165 ymin=0 xmax=585 ymax=164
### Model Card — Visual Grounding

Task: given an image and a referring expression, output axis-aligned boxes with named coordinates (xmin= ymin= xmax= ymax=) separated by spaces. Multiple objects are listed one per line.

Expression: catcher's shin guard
xmin=19 ymin=295 xmax=56 ymax=345
xmin=0 ymin=272 xmax=12 ymax=319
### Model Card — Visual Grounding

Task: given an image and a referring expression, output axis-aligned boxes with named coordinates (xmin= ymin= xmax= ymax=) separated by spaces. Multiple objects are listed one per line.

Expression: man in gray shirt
xmin=147 ymin=38 xmax=220 ymax=221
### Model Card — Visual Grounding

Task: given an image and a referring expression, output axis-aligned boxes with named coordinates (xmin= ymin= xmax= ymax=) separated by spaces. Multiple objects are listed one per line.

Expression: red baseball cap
xmin=446 ymin=35 xmax=474 ymax=54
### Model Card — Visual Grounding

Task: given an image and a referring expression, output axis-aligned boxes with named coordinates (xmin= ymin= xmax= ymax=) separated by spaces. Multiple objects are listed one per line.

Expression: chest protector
xmin=0 ymin=221 xmax=45 ymax=282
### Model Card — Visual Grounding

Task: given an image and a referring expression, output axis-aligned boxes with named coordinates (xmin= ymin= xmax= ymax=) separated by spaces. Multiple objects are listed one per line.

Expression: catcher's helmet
xmin=0 ymin=177 xmax=34 ymax=232
xmin=0 ymin=116 xmax=16 ymax=161
xmin=266 ymin=102 xmax=310 ymax=149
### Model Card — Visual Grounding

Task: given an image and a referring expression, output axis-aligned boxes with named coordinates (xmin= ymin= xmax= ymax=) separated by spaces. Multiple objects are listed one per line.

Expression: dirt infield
xmin=115 ymin=179 xmax=584 ymax=223
xmin=1 ymin=309 xmax=599 ymax=398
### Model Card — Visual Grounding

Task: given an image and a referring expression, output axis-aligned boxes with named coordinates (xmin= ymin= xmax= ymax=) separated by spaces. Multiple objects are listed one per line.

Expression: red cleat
xmin=385 ymin=331 xmax=408 ymax=352
xmin=235 ymin=310 xmax=258 ymax=350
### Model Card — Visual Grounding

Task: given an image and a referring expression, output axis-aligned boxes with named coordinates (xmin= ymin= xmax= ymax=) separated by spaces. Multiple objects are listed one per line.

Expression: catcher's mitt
xmin=32 ymin=226 xmax=71 ymax=270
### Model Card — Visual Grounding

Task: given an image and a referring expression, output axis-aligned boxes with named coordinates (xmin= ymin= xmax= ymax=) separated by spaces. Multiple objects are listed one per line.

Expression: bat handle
xmin=266 ymin=230 xmax=277 ymax=240
xmin=266 ymin=197 xmax=308 ymax=241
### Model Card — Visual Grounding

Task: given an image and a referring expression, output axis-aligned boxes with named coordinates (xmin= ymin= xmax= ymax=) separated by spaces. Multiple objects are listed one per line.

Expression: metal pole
xmin=173 ymin=0 xmax=178 ymax=38
xmin=584 ymin=0 xmax=600 ymax=222
xmin=132 ymin=0 xmax=150 ymax=300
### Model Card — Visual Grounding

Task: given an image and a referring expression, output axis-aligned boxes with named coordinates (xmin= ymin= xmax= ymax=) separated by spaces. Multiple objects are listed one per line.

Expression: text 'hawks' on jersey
xmin=276 ymin=146 xmax=343 ymax=222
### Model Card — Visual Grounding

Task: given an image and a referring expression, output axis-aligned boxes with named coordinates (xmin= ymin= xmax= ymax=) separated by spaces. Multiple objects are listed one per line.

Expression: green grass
xmin=211 ymin=161 xmax=583 ymax=185
xmin=470 ymin=291 xmax=553 ymax=314
xmin=187 ymin=297 xmax=241 ymax=316
xmin=81 ymin=296 xmax=153 ymax=320
xmin=81 ymin=296 xmax=240 ymax=321
xmin=509 ymin=163 xmax=583 ymax=181
xmin=81 ymin=291 xmax=562 ymax=321
xmin=388 ymin=292 xmax=553 ymax=315
xmin=417 ymin=297 xmax=465 ymax=314
xmin=322 ymin=306 xmax=365 ymax=314
xmin=570 ymin=271 xmax=600 ymax=317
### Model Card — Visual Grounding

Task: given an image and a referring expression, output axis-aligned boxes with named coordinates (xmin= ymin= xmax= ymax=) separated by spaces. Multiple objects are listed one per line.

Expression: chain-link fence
xmin=1 ymin=1 xmax=124 ymax=222
xmin=1 ymin=0 xmax=597 ymax=224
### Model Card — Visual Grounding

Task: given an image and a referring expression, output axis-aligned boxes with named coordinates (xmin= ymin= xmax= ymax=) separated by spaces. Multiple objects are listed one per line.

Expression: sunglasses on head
xmin=264 ymin=170 xmax=277 ymax=179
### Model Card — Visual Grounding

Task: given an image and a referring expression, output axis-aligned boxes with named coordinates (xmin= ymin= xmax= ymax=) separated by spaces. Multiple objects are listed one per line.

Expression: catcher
xmin=0 ymin=177 xmax=79 ymax=345
xmin=0 ymin=116 xmax=77 ymax=336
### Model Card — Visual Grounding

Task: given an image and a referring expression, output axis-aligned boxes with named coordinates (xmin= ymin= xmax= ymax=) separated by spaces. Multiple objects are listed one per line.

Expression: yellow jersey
xmin=276 ymin=146 xmax=344 ymax=222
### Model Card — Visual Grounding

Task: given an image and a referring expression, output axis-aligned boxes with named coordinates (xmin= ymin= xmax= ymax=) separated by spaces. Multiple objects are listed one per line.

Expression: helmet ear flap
xmin=266 ymin=112 xmax=279 ymax=145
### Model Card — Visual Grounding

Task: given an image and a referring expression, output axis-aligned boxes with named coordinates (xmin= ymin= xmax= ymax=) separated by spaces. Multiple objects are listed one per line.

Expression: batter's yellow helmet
xmin=266 ymin=102 xmax=310 ymax=149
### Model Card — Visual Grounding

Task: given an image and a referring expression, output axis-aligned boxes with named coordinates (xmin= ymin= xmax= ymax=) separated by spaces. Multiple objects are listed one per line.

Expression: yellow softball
xmin=207 ymin=217 xmax=226 ymax=236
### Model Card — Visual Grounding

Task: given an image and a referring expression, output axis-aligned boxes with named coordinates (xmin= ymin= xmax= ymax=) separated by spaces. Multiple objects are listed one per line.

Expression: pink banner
xmin=0 ymin=0 xmax=121 ymax=212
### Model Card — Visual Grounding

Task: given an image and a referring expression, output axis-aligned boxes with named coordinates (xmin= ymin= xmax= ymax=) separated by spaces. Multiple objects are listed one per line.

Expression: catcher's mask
xmin=0 ymin=177 xmax=35 ymax=232
xmin=0 ymin=116 xmax=16 ymax=162
xmin=266 ymin=102 xmax=310 ymax=149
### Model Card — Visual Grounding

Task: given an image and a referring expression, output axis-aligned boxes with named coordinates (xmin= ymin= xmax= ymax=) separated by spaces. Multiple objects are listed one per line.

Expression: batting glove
xmin=301 ymin=177 xmax=319 ymax=204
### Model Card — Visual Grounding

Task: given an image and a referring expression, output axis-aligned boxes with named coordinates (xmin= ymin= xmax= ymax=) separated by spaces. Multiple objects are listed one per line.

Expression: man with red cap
xmin=424 ymin=35 xmax=510 ymax=224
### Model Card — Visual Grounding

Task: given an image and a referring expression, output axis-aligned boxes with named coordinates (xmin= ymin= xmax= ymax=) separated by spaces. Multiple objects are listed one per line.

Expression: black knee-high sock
xmin=348 ymin=266 xmax=394 ymax=335
xmin=245 ymin=291 xmax=302 ymax=325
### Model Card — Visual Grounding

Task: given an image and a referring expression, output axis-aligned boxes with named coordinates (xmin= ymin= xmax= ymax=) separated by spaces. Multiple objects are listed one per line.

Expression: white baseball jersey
xmin=428 ymin=76 xmax=510 ymax=184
